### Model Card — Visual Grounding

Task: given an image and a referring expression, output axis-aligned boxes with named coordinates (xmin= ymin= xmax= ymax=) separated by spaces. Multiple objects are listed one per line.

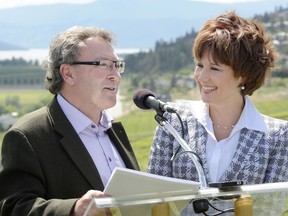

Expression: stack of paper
xmin=105 ymin=167 xmax=199 ymax=197
xmin=101 ymin=167 xmax=200 ymax=216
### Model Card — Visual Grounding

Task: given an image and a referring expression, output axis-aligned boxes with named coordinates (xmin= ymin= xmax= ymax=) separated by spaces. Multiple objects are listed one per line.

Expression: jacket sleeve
xmin=0 ymin=129 xmax=77 ymax=216
xmin=147 ymin=121 xmax=175 ymax=177
xmin=264 ymin=120 xmax=288 ymax=183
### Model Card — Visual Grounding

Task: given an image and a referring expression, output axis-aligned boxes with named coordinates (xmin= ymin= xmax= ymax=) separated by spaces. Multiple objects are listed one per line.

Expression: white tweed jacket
xmin=148 ymin=98 xmax=288 ymax=184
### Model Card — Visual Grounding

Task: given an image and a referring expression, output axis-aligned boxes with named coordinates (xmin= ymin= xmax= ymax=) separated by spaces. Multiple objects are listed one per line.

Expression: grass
xmin=250 ymin=83 xmax=288 ymax=120
xmin=0 ymin=133 xmax=4 ymax=143
xmin=255 ymin=99 xmax=288 ymax=119
xmin=0 ymin=88 xmax=51 ymax=105
xmin=116 ymin=110 xmax=158 ymax=171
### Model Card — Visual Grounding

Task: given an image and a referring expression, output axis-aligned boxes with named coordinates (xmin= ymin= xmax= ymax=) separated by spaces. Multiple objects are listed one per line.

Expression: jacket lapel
xmin=187 ymin=116 xmax=210 ymax=182
xmin=106 ymin=122 xmax=140 ymax=171
xmin=48 ymin=97 xmax=104 ymax=190
xmin=221 ymin=128 xmax=264 ymax=182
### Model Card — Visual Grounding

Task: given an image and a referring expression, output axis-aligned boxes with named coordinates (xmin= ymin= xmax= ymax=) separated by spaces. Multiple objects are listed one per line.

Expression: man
xmin=0 ymin=26 xmax=140 ymax=216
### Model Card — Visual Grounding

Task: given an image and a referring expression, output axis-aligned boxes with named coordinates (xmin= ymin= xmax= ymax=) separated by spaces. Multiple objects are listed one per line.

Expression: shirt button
xmin=91 ymin=125 xmax=96 ymax=128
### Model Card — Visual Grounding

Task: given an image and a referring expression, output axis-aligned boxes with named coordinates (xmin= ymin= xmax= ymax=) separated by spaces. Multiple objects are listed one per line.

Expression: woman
xmin=148 ymin=11 xmax=288 ymax=215
xmin=148 ymin=11 xmax=288 ymax=186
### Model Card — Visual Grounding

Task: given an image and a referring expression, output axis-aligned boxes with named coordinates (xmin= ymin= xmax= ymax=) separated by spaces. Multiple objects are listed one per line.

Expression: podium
xmin=84 ymin=181 xmax=288 ymax=216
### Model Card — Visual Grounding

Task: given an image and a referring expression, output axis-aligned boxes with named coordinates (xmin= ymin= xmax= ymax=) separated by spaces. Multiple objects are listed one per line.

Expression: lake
xmin=0 ymin=48 xmax=143 ymax=62
xmin=0 ymin=49 xmax=49 ymax=62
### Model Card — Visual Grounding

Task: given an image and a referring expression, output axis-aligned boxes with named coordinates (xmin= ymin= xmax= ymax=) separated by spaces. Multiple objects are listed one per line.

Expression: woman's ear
xmin=60 ymin=63 xmax=75 ymax=86
xmin=239 ymin=76 xmax=246 ymax=85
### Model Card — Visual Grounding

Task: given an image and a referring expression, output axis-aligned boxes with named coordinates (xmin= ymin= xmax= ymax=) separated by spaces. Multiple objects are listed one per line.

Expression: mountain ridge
xmin=0 ymin=0 xmax=287 ymax=49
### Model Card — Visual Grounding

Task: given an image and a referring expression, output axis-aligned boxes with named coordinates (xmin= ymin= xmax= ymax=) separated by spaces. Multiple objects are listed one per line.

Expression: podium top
xmin=83 ymin=182 xmax=288 ymax=216
xmin=94 ymin=181 xmax=288 ymax=208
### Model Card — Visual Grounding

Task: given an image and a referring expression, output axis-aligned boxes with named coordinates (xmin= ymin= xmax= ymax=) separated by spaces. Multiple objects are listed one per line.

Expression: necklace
xmin=212 ymin=122 xmax=235 ymax=130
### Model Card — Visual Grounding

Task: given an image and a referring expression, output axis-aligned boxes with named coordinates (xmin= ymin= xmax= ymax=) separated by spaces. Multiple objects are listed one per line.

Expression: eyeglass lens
xmin=101 ymin=60 xmax=125 ymax=73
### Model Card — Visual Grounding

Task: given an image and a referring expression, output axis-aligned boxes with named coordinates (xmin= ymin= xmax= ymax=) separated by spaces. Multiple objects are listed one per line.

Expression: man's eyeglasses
xmin=70 ymin=59 xmax=125 ymax=73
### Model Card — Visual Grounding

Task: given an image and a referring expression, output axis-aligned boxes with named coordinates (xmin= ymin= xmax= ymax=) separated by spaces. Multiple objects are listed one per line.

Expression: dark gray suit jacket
xmin=0 ymin=97 xmax=140 ymax=216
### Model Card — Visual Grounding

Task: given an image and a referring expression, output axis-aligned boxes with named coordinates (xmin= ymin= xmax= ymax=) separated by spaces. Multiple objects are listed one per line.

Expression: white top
xmin=193 ymin=96 xmax=268 ymax=182
xmin=57 ymin=94 xmax=126 ymax=186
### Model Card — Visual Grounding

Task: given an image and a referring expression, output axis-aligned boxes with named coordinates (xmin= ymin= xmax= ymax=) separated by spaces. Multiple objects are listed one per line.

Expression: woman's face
xmin=194 ymin=51 xmax=243 ymax=107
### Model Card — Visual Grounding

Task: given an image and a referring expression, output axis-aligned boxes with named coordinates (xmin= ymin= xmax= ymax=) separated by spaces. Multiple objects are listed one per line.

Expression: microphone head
xmin=133 ymin=88 xmax=155 ymax=110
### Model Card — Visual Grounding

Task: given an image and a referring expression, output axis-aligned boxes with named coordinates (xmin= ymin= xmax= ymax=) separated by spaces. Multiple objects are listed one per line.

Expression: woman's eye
xmin=196 ymin=63 xmax=203 ymax=68
xmin=211 ymin=67 xmax=219 ymax=71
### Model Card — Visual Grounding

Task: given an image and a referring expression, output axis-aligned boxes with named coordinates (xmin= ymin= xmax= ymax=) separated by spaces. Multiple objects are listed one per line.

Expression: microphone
xmin=133 ymin=89 xmax=176 ymax=114
xmin=133 ymin=88 xmax=208 ymax=189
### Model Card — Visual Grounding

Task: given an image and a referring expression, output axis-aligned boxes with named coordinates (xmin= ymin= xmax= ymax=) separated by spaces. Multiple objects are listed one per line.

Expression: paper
xmin=104 ymin=167 xmax=199 ymax=197
xmin=102 ymin=167 xmax=200 ymax=216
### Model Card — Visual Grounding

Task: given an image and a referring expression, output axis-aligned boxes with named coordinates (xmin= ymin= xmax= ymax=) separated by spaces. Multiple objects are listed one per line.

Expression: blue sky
xmin=0 ymin=0 xmax=95 ymax=9
xmin=0 ymin=0 xmax=263 ymax=9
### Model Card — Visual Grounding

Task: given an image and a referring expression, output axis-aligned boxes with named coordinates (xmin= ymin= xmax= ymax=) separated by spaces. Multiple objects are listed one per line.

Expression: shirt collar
xmin=240 ymin=96 xmax=268 ymax=132
xmin=57 ymin=94 xmax=113 ymax=135
xmin=196 ymin=96 xmax=268 ymax=133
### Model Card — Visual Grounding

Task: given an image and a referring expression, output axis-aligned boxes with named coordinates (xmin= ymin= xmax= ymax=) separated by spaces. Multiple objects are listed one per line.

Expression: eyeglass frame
xmin=70 ymin=59 xmax=125 ymax=73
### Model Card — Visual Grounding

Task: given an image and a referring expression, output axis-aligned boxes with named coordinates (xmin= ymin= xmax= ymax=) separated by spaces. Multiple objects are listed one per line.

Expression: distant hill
xmin=0 ymin=0 xmax=287 ymax=50
xmin=0 ymin=41 xmax=27 ymax=51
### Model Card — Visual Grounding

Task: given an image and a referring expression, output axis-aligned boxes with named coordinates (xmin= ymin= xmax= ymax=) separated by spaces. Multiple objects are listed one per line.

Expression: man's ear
xmin=60 ymin=63 xmax=75 ymax=86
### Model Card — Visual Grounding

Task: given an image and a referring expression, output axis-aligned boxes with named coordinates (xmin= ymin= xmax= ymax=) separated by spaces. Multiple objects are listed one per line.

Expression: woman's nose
xmin=195 ymin=68 xmax=210 ymax=82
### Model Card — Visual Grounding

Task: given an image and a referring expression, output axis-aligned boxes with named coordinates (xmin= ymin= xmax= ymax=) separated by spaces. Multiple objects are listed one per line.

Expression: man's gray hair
xmin=42 ymin=26 xmax=116 ymax=94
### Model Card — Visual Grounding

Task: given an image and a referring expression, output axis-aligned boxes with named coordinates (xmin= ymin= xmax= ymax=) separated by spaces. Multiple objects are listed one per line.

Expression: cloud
xmin=188 ymin=0 xmax=262 ymax=3
xmin=0 ymin=0 xmax=96 ymax=9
